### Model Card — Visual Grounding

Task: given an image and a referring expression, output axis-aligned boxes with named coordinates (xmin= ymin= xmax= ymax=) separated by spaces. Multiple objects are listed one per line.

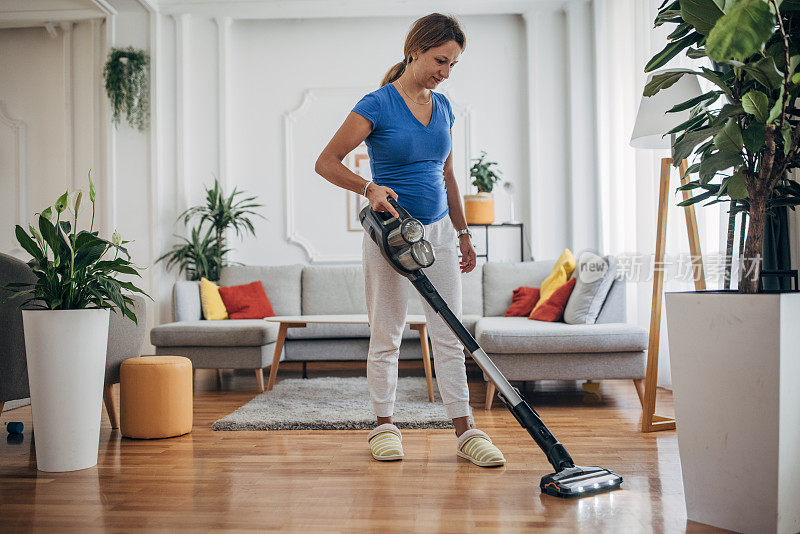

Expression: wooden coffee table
xmin=263 ymin=314 xmax=434 ymax=401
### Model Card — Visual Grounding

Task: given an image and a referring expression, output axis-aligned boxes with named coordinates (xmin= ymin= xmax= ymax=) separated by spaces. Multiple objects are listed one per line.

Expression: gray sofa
xmin=150 ymin=260 xmax=647 ymax=405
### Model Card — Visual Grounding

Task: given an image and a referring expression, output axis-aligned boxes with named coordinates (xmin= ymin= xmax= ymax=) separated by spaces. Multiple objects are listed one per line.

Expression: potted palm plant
xmin=0 ymin=171 xmax=150 ymax=472
xmin=645 ymin=1 xmax=800 ymax=532
xmin=157 ymin=178 xmax=264 ymax=281
xmin=464 ymin=151 xmax=502 ymax=224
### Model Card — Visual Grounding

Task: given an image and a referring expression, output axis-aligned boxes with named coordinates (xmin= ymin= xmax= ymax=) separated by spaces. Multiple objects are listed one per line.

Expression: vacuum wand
xmin=408 ymin=275 xmax=574 ymax=471
xmin=359 ymin=196 xmax=623 ymax=497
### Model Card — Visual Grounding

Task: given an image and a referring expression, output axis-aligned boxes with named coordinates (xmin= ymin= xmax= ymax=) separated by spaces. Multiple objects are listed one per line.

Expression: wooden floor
xmin=0 ymin=363 xmax=727 ymax=533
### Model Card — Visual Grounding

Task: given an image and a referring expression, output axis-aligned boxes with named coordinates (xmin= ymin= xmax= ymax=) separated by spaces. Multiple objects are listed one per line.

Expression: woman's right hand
xmin=366 ymin=184 xmax=400 ymax=219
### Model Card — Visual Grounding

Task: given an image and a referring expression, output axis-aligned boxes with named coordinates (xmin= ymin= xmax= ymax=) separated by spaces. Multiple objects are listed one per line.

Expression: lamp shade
xmin=630 ymin=69 xmax=704 ymax=150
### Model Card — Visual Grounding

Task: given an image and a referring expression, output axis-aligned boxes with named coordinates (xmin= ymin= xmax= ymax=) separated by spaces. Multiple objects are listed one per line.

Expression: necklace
xmin=396 ymin=78 xmax=431 ymax=106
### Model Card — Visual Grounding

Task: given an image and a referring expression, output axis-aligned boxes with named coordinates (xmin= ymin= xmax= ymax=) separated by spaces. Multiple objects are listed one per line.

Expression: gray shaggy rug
xmin=212 ymin=376 xmax=468 ymax=431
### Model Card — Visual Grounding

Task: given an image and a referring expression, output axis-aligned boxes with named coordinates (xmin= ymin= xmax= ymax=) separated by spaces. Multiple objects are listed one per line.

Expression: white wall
xmin=2 ymin=0 xmax=603 ymax=355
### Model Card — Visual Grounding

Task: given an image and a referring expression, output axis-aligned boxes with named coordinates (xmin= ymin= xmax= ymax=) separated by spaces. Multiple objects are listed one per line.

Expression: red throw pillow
xmin=218 ymin=281 xmax=275 ymax=319
xmin=504 ymin=287 xmax=541 ymax=317
xmin=529 ymin=278 xmax=577 ymax=322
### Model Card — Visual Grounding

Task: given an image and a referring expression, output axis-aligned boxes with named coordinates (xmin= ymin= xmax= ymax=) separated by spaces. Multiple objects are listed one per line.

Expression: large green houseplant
xmin=645 ymin=0 xmax=800 ymax=293
xmin=157 ymin=179 xmax=264 ymax=281
xmin=646 ymin=2 xmax=800 ymax=531
xmin=0 ymin=171 xmax=150 ymax=472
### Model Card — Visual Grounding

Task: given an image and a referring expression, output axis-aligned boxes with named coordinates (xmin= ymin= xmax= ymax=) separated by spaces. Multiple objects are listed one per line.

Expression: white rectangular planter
xmin=665 ymin=292 xmax=800 ymax=534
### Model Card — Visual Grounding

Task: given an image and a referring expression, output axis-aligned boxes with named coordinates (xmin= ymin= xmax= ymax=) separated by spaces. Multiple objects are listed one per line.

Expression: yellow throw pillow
xmin=532 ymin=249 xmax=576 ymax=312
xmin=200 ymin=277 xmax=228 ymax=320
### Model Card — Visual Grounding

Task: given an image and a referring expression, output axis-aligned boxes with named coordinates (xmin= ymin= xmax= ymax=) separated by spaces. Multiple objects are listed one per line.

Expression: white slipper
xmin=368 ymin=423 xmax=404 ymax=461
xmin=456 ymin=429 xmax=506 ymax=467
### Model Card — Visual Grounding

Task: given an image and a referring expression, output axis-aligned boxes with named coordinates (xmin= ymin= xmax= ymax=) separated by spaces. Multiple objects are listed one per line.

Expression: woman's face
xmin=412 ymin=40 xmax=461 ymax=89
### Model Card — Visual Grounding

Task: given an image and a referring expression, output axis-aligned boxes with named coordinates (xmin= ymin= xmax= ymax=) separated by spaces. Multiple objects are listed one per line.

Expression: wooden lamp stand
xmin=639 ymin=157 xmax=706 ymax=433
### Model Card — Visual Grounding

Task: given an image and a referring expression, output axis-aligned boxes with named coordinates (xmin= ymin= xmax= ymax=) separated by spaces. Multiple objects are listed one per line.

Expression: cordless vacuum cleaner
xmin=360 ymin=196 xmax=623 ymax=498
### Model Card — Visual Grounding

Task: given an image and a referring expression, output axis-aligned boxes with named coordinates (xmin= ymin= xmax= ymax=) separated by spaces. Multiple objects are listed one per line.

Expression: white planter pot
xmin=665 ymin=292 xmax=800 ymax=534
xmin=22 ymin=308 xmax=110 ymax=472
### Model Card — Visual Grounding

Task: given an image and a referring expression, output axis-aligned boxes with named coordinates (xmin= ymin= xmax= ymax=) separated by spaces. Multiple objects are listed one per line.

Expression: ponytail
xmin=380 ymin=59 xmax=407 ymax=87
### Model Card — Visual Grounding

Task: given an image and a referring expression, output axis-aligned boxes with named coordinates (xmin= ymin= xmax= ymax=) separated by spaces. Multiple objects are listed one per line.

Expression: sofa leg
xmin=633 ymin=379 xmax=645 ymax=408
xmin=103 ymin=383 xmax=119 ymax=429
xmin=0 ymin=401 xmax=4 ymax=414
xmin=485 ymin=381 xmax=496 ymax=410
xmin=255 ymin=369 xmax=265 ymax=392
xmin=302 ymin=362 xmax=308 ymax=379
xmin=216 ymin=369 xmax=224 ymax=390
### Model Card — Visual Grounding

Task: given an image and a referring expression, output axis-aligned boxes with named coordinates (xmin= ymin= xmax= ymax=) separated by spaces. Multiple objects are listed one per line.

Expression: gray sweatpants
xmin=362 ymin=215 xmax=471 ymax=420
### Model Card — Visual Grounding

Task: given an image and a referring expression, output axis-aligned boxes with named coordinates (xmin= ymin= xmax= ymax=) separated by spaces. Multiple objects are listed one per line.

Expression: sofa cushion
xmin=564 ymin=253 xmax=618 ymax=325
xmin=220 ymin=264 xmax=302 ymax=316
xmin=533 ymin=249 xmax=575 ymax=313
xmin=151 ymin=320 xmax=280 ymax=347
xmin=483 ymin=262 xmax=555 ymax=317
xmin=529 ymin=277 xmax=576 ymax=322
xmin=475 ymin=317 xmax=647 ymax=354
xmin=200 ymin=277 xmax=228 ymax=320
xmin=504 ymin=287 xmax=540 ymax=317
xmin=219 ymin=281 xmax=275 ymax=319
xmin=302 ymin=264 xmax=366 ymax=315
xmin=174 ymin=281 xmax=202 ymax=322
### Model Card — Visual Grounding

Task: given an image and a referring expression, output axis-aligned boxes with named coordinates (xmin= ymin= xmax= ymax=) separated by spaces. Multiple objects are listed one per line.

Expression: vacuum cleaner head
xmin=540 ymin=465 xmax=623 ymax=498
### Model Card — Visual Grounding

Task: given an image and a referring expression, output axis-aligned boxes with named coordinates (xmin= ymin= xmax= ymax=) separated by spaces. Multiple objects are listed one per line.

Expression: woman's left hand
xmin=459 ymin=235 xmax=476 ymax=273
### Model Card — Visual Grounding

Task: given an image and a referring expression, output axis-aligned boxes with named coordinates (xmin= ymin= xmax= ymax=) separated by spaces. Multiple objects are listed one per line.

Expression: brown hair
xmin=380 ymin=13 xmax=466 ymax=87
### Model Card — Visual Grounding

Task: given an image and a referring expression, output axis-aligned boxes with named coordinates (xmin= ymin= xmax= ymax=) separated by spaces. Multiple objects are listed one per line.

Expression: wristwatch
xmin=456 ymin=228 xmax=472 ymax=239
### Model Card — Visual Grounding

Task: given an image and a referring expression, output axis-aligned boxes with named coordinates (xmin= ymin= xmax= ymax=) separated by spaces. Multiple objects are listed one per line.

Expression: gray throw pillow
xmin=563 ymin=252 xmax=617 ymax=325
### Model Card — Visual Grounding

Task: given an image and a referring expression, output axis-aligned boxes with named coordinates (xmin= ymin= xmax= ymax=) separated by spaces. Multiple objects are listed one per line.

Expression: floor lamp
xmin=630 ymin=70 xmax=707 ymax=433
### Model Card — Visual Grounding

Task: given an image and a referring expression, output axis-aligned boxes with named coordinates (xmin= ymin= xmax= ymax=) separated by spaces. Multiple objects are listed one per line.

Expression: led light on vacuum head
xmin=540 ymin=465 xmax=622 ymax=498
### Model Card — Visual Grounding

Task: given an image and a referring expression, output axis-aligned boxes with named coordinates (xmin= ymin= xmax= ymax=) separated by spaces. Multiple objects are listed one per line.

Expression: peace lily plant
xmin=0 ymin=171 xmax=149 ymax=473
xmin=645 ymin=0 xmax=800 ymax=293
xmin=1 ymin=171 xmax=150 ymax=314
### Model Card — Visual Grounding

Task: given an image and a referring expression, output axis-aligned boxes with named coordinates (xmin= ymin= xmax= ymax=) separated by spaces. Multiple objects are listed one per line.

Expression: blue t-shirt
xmin=352 ymin=83 xmax=455 ymax=224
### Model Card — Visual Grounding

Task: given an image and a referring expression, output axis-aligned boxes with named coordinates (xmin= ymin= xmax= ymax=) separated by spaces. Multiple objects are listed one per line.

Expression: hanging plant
xmin=103 ymin=46 xmax=150 ymax=131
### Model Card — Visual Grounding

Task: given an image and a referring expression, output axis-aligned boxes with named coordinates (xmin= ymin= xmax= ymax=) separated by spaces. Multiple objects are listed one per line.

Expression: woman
xmin=315 ymin=13 xmax=505 ymax=467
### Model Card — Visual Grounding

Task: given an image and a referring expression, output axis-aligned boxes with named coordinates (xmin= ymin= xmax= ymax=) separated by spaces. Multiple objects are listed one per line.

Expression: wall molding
xmin=148 ymin=7 xmax=161 ymax=325
xmin=61 ymin=21 xmax=74 ymax=192
xmin=174 ymin=13 xmax=190 ymax=215
xmin=101 ymin=14 xmax=117 ymax=233
xmin=158 ymin=0 xmax=571 ymax=18
xmin=441 ymin=88 xmax=474 ymax=193
xmin=215 ymin=16 xmax=231 ymax=192
xmin=0 ymin=102 xmax=28 ymax=257
xmin=283 ymin=88 xmax=320 ymax=261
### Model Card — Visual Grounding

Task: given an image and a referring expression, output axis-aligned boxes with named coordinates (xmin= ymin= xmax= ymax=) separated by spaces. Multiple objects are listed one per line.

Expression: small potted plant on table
xmin=464 ymin=151 xmax=502 ymax=224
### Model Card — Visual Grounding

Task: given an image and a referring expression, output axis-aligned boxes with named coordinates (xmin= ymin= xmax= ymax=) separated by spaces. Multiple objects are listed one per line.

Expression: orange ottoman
xmin=120 ymin=356 xmax=193 ymax=439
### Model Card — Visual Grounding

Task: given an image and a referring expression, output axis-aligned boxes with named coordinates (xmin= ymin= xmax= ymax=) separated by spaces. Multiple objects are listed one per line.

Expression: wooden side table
xmin=263 ymin=314 xmax=434 ymax=401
